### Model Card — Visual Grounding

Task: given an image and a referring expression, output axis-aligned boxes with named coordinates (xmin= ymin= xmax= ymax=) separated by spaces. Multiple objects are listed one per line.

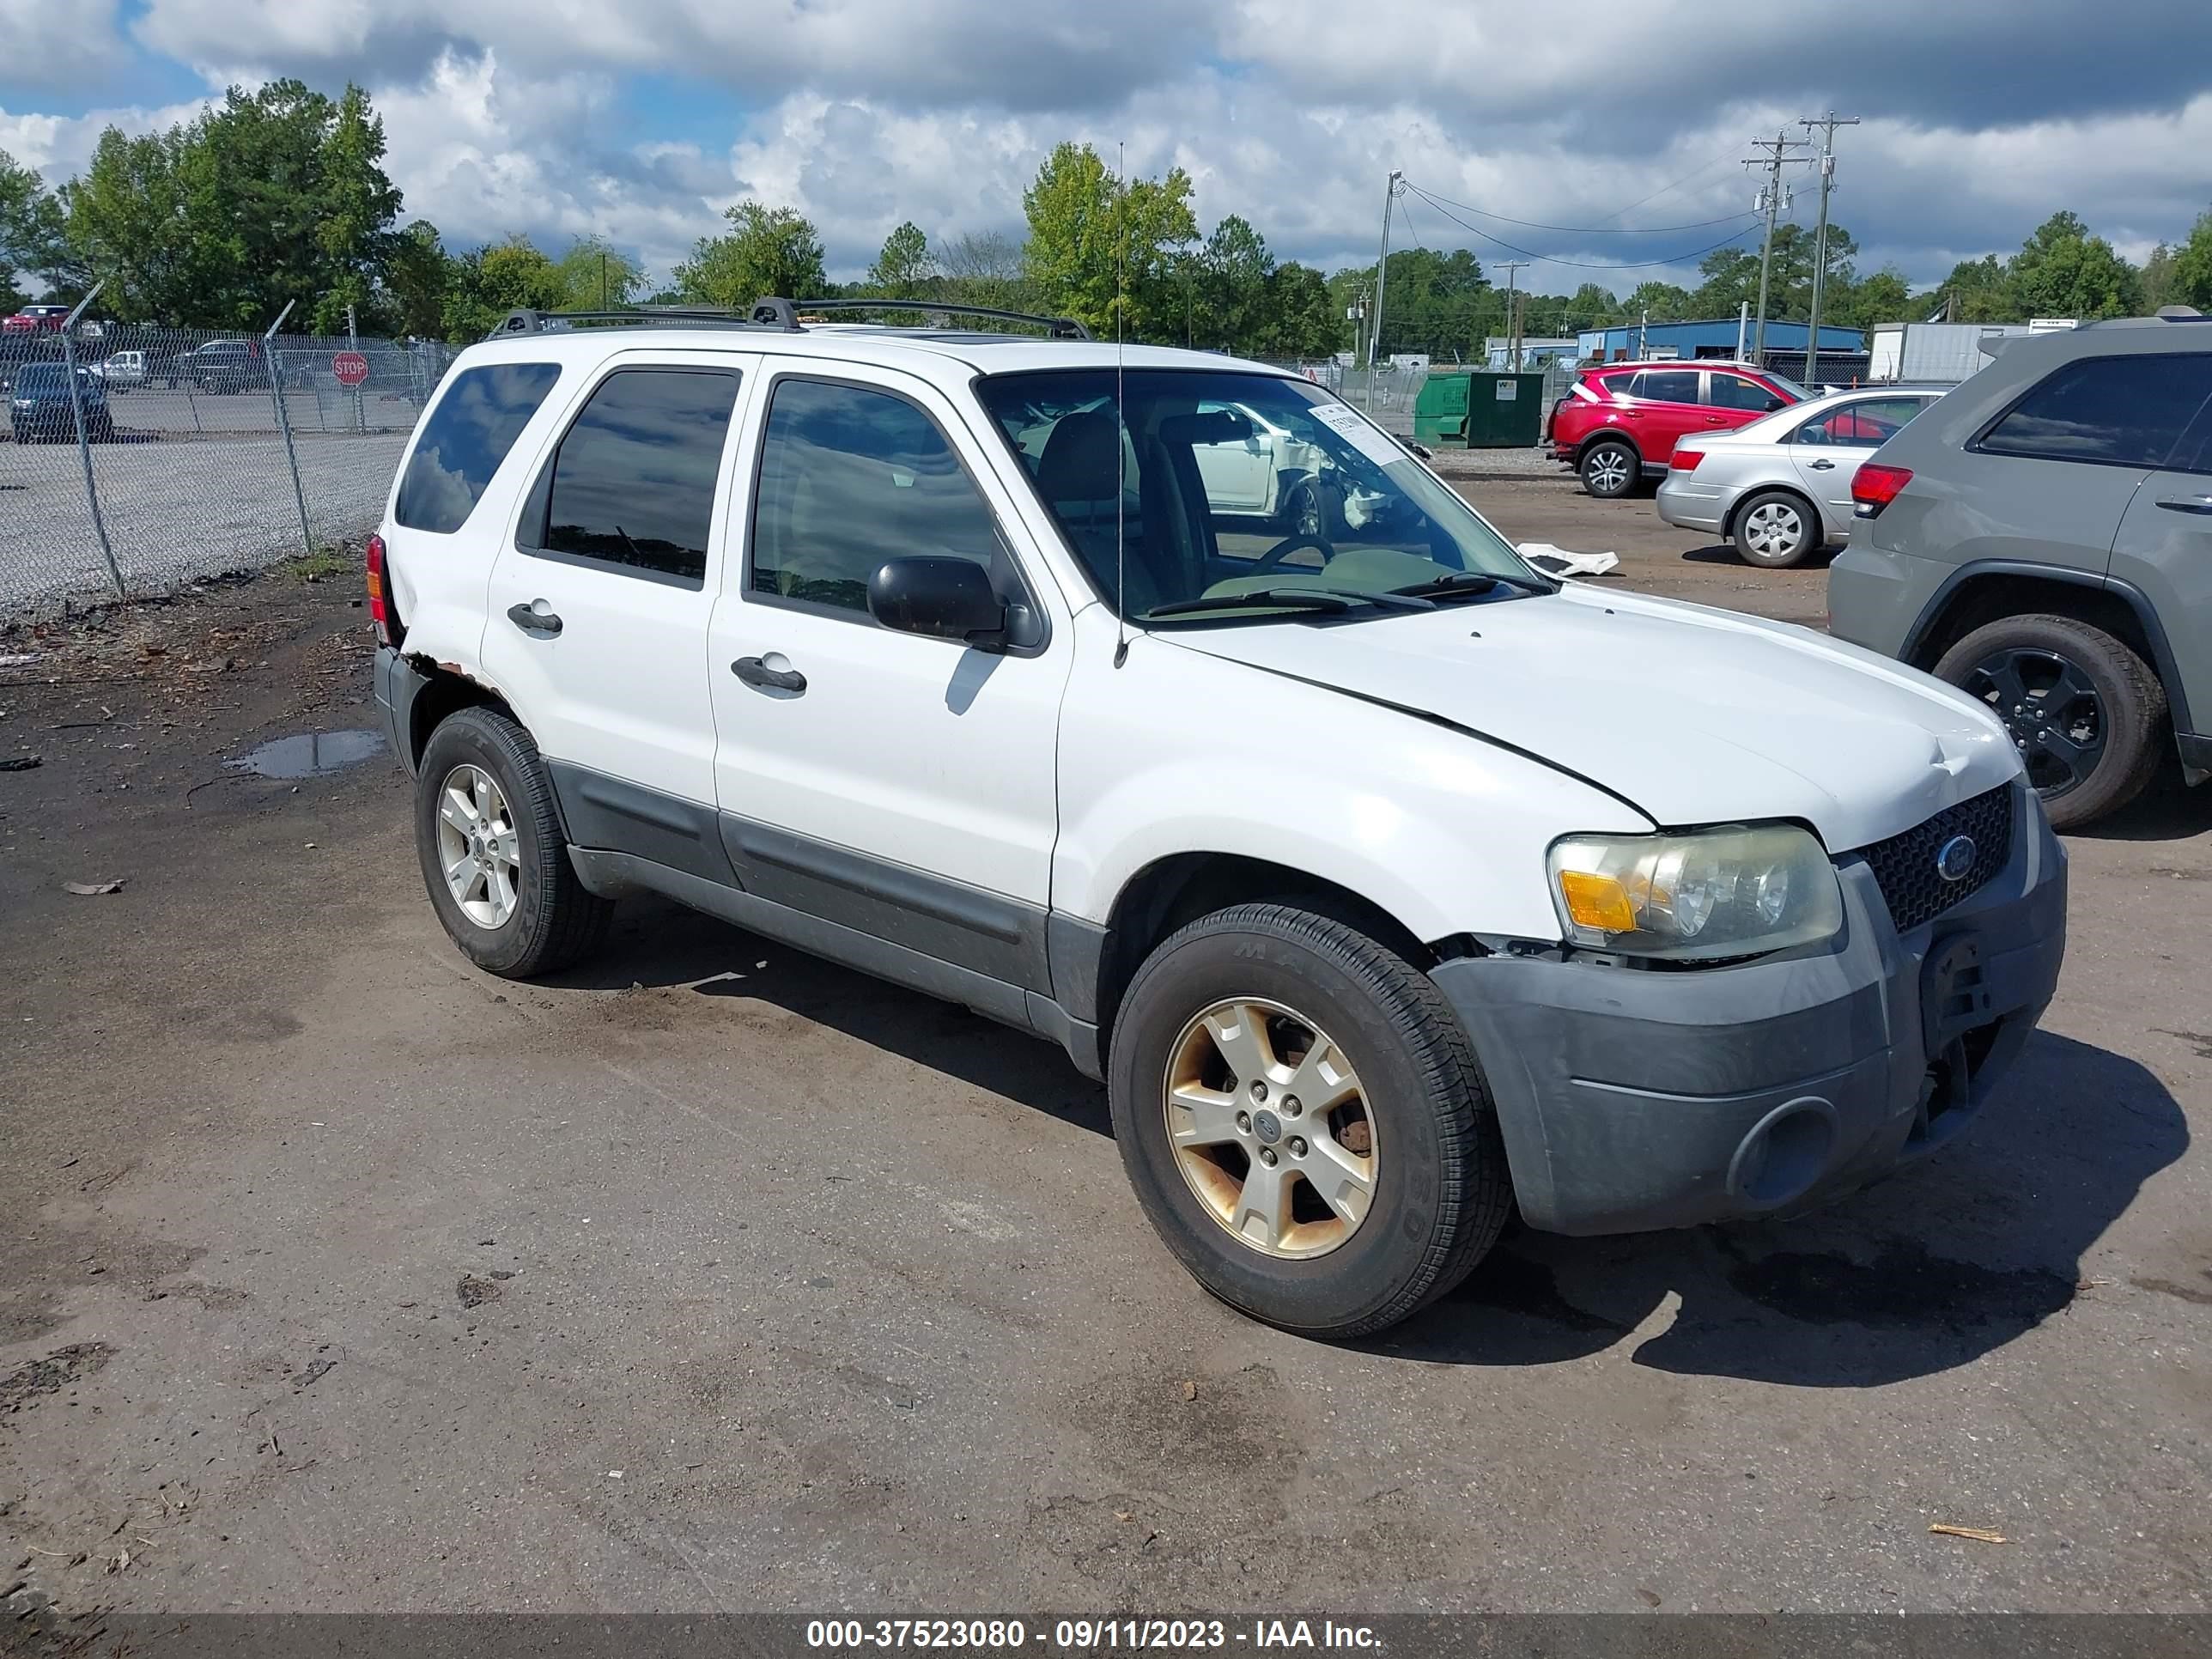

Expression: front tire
xmin=1108 ymin=903 xmax=1511 ymax=1339
xmin=1731 ymin=489 xmax=1820 ymax=568
xmin=1579 ymin=439 xmax=1640 ymax=499
xmin=1934 ymin=614 xmax=2166 ymax=830
xmin=415 ymin=708 xmax=612 ymax=977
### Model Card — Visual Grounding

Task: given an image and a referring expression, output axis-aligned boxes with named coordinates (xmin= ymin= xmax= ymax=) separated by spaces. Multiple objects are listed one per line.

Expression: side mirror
xmin=1763 ymin=395 xmax=1788 ymax=411
xmin=868 ymin=557 xmax=1008 ymax=647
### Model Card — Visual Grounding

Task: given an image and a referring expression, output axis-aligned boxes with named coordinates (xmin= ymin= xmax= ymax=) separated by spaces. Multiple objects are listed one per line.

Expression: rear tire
xmin=1579 ymin=439 xmax=1640 ymax=499
xmin=1108 ymin=903 xmax=1511 ymax=1339
xmin=1934 ymin=613 xmax=2166 ymax=830
xmin=415 ymin=708 xmax=612 ymax=977
xmin=1731 ymin=489 xmax=1820 ymax=568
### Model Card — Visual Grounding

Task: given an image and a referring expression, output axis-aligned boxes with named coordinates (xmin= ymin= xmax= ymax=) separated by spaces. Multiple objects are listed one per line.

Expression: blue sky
xmin=4 ymin=0 xmax=2209 ymax=292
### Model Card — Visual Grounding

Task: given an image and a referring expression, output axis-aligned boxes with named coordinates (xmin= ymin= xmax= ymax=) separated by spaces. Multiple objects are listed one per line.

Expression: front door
xmin=482 ymin=349 xmax=757 ymax=879
xmin=2110 ymin=389 xmax=2212 ymax=753
xmin=708 ymin=362 xmax=1072 ymax=991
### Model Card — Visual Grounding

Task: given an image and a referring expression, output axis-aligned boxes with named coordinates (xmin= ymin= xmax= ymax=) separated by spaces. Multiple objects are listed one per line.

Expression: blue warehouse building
xmin=1576 ymin=318 xmax=1868 ymax=374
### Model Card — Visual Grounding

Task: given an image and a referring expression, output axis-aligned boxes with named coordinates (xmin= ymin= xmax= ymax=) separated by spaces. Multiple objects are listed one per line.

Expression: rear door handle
xmin=506 ymin=601 xmax=562 ymax=636
xmin=1808 ymin=459 xmax=1836 ymax=471
xmin=732 ymin=655 xmax=806 ymax=694
xmin=2154 ymin=495 xmax=2212 ymax=514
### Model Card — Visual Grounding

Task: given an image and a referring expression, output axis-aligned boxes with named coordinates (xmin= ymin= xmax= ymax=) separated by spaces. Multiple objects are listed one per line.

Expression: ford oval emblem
xmin=1936 ymin=834 xmax=1978 ymax=884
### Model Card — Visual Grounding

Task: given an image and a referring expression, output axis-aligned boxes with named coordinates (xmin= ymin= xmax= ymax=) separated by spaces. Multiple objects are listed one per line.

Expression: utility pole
xmin=1495 ymin=259 xmax=1529 ymax=369
xmin=1367 ymin=169 xmax=1405 ymax=408
xmin=1798 ymin=111 xmax=1859 ymax=383
xmin=1742 ymin=129 xmax=1809 ymax=364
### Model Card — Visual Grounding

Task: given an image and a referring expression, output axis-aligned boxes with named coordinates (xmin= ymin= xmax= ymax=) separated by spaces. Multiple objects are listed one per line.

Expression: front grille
xmin=1858 ymin=784 xmax=2014 ymax=934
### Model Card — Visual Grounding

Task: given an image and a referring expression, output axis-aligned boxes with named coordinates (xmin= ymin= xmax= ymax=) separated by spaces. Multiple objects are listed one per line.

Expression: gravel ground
xmin=0 ymin=491 xmax=2206 ymax=1639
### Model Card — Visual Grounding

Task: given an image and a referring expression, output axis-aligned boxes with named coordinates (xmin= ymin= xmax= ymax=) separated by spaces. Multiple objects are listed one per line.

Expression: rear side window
xmin=750 ymin=378 xmax=1002 ymax=616
xmin=395 ymin=362 xmax=562 ymax=533
xmin=1976 ymin=353 xmax=2212 ymax=470
xmin=526 ymin=368 xmax=742 ymax=586
xmin=1628 ymin=369 xmax=1699 ymax=404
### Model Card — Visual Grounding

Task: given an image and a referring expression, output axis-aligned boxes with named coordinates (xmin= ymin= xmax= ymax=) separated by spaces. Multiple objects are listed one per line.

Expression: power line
xmin=1395 ymin=185 xmax=1756 ymax=236
xmin=1401 ymin=182 xmax=1762 ymax=271
xmin=1584 ymin=151 xmax=1744 ymax=229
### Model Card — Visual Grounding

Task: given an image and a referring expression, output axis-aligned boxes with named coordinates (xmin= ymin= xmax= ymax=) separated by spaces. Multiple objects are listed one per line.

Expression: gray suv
xmin=1828 ymin=311 xmax=2212 ymax=829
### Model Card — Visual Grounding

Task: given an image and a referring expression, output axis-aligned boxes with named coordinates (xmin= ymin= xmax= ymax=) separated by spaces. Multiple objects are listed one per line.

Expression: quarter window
xmin=527 ymin=368 xmax=741 ymax=585
xmin=1977 ymin=354 xmax=2212 ymax=470
xmin=750 ymin=378 xmax=1003 ymax=615
xmin=394 ymin=362 xmax=562 ymax=533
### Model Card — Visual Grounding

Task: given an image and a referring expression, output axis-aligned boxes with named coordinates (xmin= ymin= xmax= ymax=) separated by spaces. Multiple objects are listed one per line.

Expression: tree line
xmin=4 ymin=83 xmax=2209 ymax=354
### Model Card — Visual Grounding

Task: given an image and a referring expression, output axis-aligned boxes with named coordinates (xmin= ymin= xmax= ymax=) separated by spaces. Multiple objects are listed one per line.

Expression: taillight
xmin=1670 ymin=447 xmax=1705 ymax=472
xmin=1851 ymin=463 xmax=1913 ymax=518
xmin=366 ymin=532 xmax=398 ymax=646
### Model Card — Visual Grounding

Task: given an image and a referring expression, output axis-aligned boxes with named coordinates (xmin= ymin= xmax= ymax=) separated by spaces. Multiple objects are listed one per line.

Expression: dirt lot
xmin=2 ymin=483 xmax=2208 ymax=1635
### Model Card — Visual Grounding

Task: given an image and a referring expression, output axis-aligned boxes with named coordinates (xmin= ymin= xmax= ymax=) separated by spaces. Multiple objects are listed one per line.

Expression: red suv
xmin=2 ymin=305 xmax=70 ymax=336
xmin=1547 ymin=361 xmax=1808 ymax=498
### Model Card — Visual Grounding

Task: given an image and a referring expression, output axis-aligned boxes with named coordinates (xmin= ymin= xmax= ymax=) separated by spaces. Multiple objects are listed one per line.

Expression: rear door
xmin=1943 ymin=349 xmax=2212 ymax=583
xmin=1619 ymin=367 xmax=1703 ymax=467
xmin=1788 ymin=394 xmax=1935 ymax=536
xmin=2107 ymin=366 xmax=2212 ymax=752
xmin=481 ymin=349 xmax=757 ymax=874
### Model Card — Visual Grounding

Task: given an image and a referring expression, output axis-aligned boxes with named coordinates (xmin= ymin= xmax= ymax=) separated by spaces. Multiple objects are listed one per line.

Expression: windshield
xmin=974 ymin=368 xmax=1541 ymax=624
xmin=1760 ymin=369 xmax=1812 ymax=402
xmin=14 ymin=365 xmax=84 ymax=392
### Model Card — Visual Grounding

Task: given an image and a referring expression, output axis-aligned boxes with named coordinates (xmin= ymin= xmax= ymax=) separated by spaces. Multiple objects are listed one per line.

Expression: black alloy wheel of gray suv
xmin=1826 ymin=309 xmax=2212 ymax=830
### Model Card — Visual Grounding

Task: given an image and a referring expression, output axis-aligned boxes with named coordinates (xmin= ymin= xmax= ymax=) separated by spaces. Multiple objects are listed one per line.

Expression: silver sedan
xmin=1656 ymin=386 xmax=1945 ymax=568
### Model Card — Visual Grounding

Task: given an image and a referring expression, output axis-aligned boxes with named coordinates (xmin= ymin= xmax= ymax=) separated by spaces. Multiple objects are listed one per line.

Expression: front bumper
xmin=1435 ymin=786 xmax=2067 ymax=1236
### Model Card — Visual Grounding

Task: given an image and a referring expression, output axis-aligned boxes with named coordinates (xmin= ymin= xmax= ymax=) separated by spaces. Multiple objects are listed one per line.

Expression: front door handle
xmin=732 ymin=655 xmax=806 ymax=694
xmin=2155 ymin=495 xmax=2212 ymax=515
xmin=507 ymin=601 xmax=562 ymax=636
xmin=1808 ymin=458 xmax=1836 ymax=470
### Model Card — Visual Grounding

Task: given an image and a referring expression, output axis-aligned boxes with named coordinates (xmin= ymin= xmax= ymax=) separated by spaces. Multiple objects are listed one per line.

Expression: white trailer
xmin=1868 ymin=321 xmax=2042 ymax=384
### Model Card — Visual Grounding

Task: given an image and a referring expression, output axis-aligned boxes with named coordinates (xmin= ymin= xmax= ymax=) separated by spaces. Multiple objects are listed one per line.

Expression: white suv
xmin=370 ymin=301 xmax=2068 ymax=1339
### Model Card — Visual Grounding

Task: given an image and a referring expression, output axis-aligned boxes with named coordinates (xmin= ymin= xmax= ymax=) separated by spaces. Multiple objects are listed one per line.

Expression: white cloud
xmin=0 ymin=0 xmax=124 ymax=92
xmin=0 ymin=96 xmax=216 ymax=182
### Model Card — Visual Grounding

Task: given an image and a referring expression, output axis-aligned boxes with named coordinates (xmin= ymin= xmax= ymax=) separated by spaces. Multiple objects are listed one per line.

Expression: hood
xmin=1165 ymin=585 xmax=2021 ymax=853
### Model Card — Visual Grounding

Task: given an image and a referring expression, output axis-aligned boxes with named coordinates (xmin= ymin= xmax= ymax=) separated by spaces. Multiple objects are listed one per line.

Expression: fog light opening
xmin=1729 ymin=1097 xmax=1839 ymax=1210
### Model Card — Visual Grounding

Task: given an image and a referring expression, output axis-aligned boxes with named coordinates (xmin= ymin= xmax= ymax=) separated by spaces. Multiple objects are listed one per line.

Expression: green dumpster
xmin=1412 ymin=372 xmax=1472 ymax=447
xmin=1462 ymin=371 xmax=1547 ymax=447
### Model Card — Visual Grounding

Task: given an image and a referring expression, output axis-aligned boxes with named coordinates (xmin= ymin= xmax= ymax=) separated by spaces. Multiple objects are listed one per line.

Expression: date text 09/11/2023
xmin=803 ymin=1619 xmax=1382 ymax=1650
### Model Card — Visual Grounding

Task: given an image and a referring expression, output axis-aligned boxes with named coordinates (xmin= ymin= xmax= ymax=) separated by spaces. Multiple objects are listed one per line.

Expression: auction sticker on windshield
xmin=1305 ymin=403 xmax=1405 ymax=466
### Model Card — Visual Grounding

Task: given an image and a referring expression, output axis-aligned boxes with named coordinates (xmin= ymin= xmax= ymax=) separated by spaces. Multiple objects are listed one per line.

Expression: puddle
xmin=224 ymin=728 xmax=386 ymax=780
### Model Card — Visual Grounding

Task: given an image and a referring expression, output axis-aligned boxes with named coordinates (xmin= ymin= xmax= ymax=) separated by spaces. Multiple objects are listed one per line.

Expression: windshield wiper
xmin=1388 ymin=568 xmax=1559 ymax=601
xmin=1139 ymin=585 xmax=1435 ymax=620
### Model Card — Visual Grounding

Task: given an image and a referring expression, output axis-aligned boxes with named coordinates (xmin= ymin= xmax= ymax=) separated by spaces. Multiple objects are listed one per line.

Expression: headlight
xmin=1548 ymin=824 xmax=1843 ymax=961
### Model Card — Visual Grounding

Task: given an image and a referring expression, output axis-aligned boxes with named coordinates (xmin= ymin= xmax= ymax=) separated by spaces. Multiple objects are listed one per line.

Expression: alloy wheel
xmin=1163 ymin=998 xmax=1378 ymax=1260
xmin=1964 ymin=647 xmax=2106 ymax=799
xmin=434 ymin=763 xmax=522 ymax=928
xmin=1585 ymin=449 xmax=1632 ymax=494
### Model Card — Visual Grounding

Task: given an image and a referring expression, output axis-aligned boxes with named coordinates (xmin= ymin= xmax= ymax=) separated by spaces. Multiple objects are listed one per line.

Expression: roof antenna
xmin=1112 ymin=140 xmax=1130 ymax=670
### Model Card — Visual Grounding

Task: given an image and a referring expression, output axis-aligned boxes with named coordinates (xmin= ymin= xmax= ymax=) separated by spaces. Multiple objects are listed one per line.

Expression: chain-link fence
xmin=0 ymin=320 xmax=457 ymax=617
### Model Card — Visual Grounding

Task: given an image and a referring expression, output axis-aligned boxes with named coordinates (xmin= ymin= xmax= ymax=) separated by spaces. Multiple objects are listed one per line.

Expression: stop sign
xmin=331 ymin=351 xmax=370 ymax=387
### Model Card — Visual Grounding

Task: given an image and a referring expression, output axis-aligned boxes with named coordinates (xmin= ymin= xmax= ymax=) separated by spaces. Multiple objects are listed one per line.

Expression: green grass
xmin=282 ymin=546 xmax=356 ymax=583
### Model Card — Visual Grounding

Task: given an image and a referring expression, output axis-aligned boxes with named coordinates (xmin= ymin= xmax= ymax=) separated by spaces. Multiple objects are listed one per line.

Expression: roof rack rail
xmin=487 ymin=297 xmax=802 ymax=339
xmin=793 ymin=298 xmax=1093 ymax=341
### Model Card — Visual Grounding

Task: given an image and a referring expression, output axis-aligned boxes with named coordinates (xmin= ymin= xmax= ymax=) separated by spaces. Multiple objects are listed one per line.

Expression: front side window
xmin=1977 ymin=353 xmax=2212 ymax=469
xmin=395 ymin=362 xmax=562 ymax=534
xmin=975 ymin=368 xmax=1541 ymax=625
xmin=532 ymin=368 xmax=740 ymax=585
xmin=750 ymin=378 xmax=1003 ymax=615
xmin=1708 ymin=373 xmax=1779 ymax=411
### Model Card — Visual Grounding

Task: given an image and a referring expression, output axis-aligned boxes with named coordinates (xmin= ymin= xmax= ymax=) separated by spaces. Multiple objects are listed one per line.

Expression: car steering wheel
xmin=1245 ymin=532 xmax=1336 ymax=578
